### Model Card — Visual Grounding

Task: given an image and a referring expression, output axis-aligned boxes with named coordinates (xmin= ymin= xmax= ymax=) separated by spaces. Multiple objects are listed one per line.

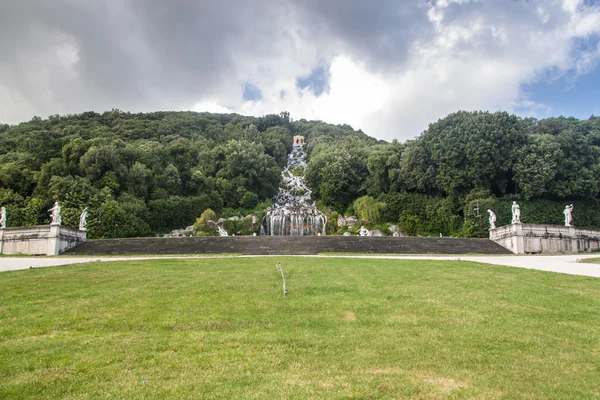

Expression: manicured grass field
xmin=1 ymin=258 xmax=599 ymax=399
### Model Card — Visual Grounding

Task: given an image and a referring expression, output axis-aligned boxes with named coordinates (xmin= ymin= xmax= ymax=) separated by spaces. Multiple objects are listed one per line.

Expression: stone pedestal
xmin=48 ymin=224 xmax=61 ymax=256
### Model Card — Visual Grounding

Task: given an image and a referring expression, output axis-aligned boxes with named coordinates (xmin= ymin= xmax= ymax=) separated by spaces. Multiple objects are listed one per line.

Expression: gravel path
xmin=1 ymin=254 xmax=599 ymax=278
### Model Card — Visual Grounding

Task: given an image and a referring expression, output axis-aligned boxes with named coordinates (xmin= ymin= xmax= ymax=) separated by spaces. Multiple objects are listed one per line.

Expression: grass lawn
xmin=1 ymin=258 xmax=599 ymax=399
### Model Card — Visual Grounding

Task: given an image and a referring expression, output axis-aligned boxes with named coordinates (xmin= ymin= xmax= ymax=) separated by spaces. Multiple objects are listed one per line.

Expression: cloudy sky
xmin=1 ymin=0 xmax=599 ymax=141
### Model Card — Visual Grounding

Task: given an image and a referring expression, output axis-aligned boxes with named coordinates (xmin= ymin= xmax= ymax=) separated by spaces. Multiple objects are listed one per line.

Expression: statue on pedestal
xmin=79 ymin=207 xmax=88 ymax=231
xmin=564 ymin=204 xmax=573 ymax=227
xmin=511 ymin=201 xmax=521 ymax=224
xmin=49 ymin=201 xmax=62 ymax=225
xmin=487 ymin=209 xmax=497 ymax=230
xmin=0 ymin=207 xmax=6 ymax=229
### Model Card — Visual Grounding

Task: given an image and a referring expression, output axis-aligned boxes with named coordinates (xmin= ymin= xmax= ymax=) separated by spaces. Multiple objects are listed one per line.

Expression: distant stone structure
xmin=0 ymin=225 xmax=86 ymax=255
xmin=489 ymin=202 xmax=600 ymax=253
xmin=490 ymin=224 xmax=600 ymax=254
xmin=293 ymin=135 xmax=305 ymax=145
xmin=337 ymin=215 xmax=358 ymax=228
xmin=0 ymin=202 xmax=87 ymax=255
xmin=164 ymin=225 xmax=194 ymax=238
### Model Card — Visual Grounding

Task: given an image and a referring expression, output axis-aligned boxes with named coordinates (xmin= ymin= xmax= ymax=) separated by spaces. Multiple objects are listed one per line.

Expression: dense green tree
xmin=1 ymin=109 xmax=599 ymax=239
xmin=353 ymin=195 xmax=386 ymax=223
xmin=513 ymin=134 xmax=562 ymax=199
xmin=421 ymin=111 xmax=528 ymax=196
xmin=0 ymin=188 xmax=26 ymax=226
xmin=128 ymin=162 xmax=153 ymax=199
xmin=396 ymin=140 xmax=435 ymax=193
xmin=306 ymin=149 xmax=356 ymax=209
xmin=548 ymin=130 xmax=599 ymax=199
xmin=216 ymin=140 xmax=281 ymax=202
xmin=195 ymin=208 xmax=217 ymax=228
xmin=0 ymin=153 xmax=36 ymax=197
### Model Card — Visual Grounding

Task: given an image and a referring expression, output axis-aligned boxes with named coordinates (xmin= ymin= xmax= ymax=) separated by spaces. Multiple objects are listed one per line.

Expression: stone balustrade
xmin=0 ymin=225 xmax=86 ymax=255
xmin=490 ymin=223 xmax=600 ymax=254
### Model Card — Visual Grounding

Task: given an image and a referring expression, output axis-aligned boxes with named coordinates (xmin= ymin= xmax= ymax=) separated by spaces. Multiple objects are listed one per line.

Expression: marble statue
xmin=49 ymin=201 xmax=62 ymax=225
xmin=511 ymin=201 xmax=521 ymax=224
xmin=487 ymin=209 xmax=497 ymax=230
xmin=0 ymin=207 xmax=6 ymax=229
xmin=79 ymin=207 xmax=88 ymax=231
xmin=358 ymin=226 xmax=370 ymax=236
xmin=564 ymin=204 xmax=573 ymax=227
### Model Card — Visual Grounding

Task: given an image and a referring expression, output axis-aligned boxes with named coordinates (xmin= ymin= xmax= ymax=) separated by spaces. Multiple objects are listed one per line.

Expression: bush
xmin=195 ymin=208 xmax=217 ymax=229
xmin=381 ymin=193 xmax=461 ymax=236
xmin=194 ymin=226 xmax=218 ymax=237
xmin=223 ymin=218 xmax=255 ymax=236
xmin=240 ymin=192 xmax=259 ymax=209
xmin=462 ymin=192 xmax=497 ymax=238
xmin=324 ymin=211 xmax=338 ymax=235
xmin=87 ymin=196 xmax=151 ymax=239
xmin=148 ymin=194 xmax=221 ymax=231
xmin=495 ymin=198 xmax=600 ymax=230
xmin=398 ymin=210 xmax=422 ymax=236
xmin=353 ymin=195 xmax=386 ymax=224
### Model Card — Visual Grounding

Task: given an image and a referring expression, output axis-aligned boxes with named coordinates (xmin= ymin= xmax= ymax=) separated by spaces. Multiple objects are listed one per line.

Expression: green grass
xmin=0 ymin=253 xmax=244 ymax=258
xmin=1 ymin=258 xmax=599 ymax=399
xmin=318 ymin=252 xmax=513 ymax=257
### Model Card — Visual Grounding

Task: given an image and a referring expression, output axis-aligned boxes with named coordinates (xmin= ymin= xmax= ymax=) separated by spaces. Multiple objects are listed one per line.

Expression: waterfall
xmin=261 ymin=143 xmax=327 ymax=236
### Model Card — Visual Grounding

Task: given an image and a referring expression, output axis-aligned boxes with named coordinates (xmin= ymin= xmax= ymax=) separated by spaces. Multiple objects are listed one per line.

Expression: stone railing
xmin=0 ymin=225 xmax=86 ymax=255
xmin=490 ymin=223 xmax=600 ymax=254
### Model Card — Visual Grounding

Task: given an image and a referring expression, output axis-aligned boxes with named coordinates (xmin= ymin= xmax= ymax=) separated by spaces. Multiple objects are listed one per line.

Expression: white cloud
xmin=193 ymin=101 xmax=232 ymax=114
xmin=1 ymin=0 xmax=600 ymax=141
xmin=225 ymin=0 xmax=600 ymax=140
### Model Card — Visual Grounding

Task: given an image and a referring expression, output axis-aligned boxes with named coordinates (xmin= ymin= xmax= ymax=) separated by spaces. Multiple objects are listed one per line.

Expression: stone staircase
xmin=64 ymin=236 xmax=511 ymax=255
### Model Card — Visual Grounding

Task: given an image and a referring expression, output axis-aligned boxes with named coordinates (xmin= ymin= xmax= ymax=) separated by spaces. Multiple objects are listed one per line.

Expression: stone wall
xmin=65 ymin=236 xmax=511 ymax=256
xmin=0 ymin=225 xmax=86 ymax=255
xmin=490 ymin=224 xmax=600 ymax=254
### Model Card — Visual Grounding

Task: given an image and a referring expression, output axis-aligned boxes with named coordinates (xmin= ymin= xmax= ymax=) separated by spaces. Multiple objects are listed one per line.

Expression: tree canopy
xmin=1 ymin=110 xmax=599 ymax=238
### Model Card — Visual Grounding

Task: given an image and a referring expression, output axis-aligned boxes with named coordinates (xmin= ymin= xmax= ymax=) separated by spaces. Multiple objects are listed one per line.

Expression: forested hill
xmin=0 ymin=110 xmax=599 ymax=239
xmin=0 ymin=110 xmax=372 ymax=237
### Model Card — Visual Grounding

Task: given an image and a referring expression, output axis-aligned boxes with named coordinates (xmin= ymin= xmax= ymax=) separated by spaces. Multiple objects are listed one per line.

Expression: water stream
xmin=261 ymin=143 xmax=327 ymax=235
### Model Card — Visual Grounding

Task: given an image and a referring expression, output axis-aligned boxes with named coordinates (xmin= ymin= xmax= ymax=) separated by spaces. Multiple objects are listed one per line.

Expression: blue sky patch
xmin=522 ymin=64 xmax=600 ymax=119
xmin=243 ymin=83 xmax=263 ymax=101
xmin=296 ymin=66 xmax=330 ymax=97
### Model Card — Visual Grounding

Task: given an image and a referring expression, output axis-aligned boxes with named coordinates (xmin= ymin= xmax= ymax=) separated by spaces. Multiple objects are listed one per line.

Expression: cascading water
xmin=261 ymin=143 xmax=327 ymax=236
